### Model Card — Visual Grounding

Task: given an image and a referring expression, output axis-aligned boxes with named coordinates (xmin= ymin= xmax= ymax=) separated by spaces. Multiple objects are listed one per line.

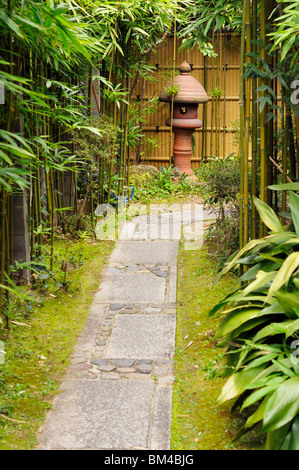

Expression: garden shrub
xmin=195 ymin=156 xmax=243 ymax=266
xmin=210 ymin=188 xmax=299 ymax=450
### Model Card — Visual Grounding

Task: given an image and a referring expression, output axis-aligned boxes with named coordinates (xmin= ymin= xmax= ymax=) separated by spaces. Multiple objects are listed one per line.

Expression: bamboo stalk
xmin=251 ymin=0 xmax=258 ymax=238
xmin=169 ymin=21 xmax=177 ymax=167
xmin=243 ymin=0 xmax=251 ymax=246
xmin=259 ymin=0 xmax=267 ymax=236
xmin=239 ymin=0 xmax=247 ymax=252
xmin=223 ymin=32 xmax=227 ymax=158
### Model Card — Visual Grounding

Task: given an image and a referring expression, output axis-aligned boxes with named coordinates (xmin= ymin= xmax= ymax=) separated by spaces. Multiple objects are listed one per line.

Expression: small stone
xmin=99 ymin=331 xmax=110 ymax=337
xmin=88 ymin=368 xmax=101 ymax=375
xmin=116 ymin=367 xmax=135 ymax=374
xmin=110 ymin=359 xmax=135 ymax=367
xmin=96 ymin=364 xmax=116 ymax=372
xmin=96 ymin=340 xmax=106 ymax=346
xmin=70 ymin=357 xmax=86 ymax=365
xmin=135 ymin=364 xmax=153 ymax=374
xmin=122 ymin=309 xmax=135 ymax=314
xmin=153 ymin=366 xmax=172 ymax=376
xmin=144 ymin=307 xmax=162 ymax=314
xmin=100 ymin=372 xmax=120 ymax=380
xmin=155 ymin=359 xmax=173 ymax=365
xmin=163 ymin=308 xmax=176 ymax=314
xmin=90 ymin=358 xmax=107 ymax=366
xmin=109 ymin=304 xmax=124 ymax=310
xmin=156 ymin=272 xmax=168 ymax=278
xmin=101 ymin=325 xmax=111 ymax=332
xmin=69 ymin=363 xmax=92 ymax=371
xmin=136 ymin=359 xmax=153 ymax=365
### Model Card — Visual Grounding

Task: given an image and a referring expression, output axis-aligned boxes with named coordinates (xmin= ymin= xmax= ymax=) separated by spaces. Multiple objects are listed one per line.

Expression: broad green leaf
xmin=253 ymin=196 xmax=284 ymax=232
xmin=242 ymin=352 xmax=279 ymax=371
xmin=215 ymin=238 xmax=271 ymax=280
xmin=267 ymin=253 xmax=299 ymax=300
xmin=245 ymin=397 xmax=269 ymax=428
xmin=218 ymin=366 xmax=265 ymax=404
xmin=262 ymin=377 xmax=299 ymax=433
xmin=243 ymin=270 xmax=276 ymax=295
xmin=215 ymin=308 xmax=267 ymax=339
xmin=276 ymin=291 xmax=299 ymax=318
xmin=289 ymin=417 xmax=299 ymax=450
xmin=252 ymin=320 xmax=294 ymax=342
xmin=289 ymin=191 xmax=299 ymax=235
xmin=241 ymin=383 xmax=281 ymax=410
xmin=265 ymin=422 xmax=291 ymax=450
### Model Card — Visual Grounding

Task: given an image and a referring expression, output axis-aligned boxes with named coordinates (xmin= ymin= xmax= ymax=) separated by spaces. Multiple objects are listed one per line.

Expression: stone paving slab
xmin=93 ymin=272 xmax=166 ymax=304
xmin=109 ymin=240 xmax=178 ymax=265
xmin=37 ymin=379 xmax=156 ymax=450
xmin=106 ymin=314 xmax=176 ymax=360
xmin=37 ymin=205 xmax=212 ymax=450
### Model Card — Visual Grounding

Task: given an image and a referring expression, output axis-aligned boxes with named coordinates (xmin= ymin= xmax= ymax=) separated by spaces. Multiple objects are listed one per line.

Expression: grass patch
xmin=0 ymin=238 xmax=114 ymax=450
xmin=171 ymin=243 xmax=264 ymax=450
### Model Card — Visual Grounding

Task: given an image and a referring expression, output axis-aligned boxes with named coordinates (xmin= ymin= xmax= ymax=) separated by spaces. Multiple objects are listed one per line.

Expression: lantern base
xmin=172 ymin=128 xmax=194 ymax=176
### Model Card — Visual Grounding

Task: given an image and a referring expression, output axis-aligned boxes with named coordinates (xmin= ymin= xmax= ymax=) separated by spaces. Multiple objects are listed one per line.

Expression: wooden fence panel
xmin=131 ymin=32 xmax=241 ymax=170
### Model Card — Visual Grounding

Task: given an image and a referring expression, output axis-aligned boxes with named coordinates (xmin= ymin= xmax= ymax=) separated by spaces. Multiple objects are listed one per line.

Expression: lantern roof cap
xmin=159 ymin=61 xmax=209 ymax=104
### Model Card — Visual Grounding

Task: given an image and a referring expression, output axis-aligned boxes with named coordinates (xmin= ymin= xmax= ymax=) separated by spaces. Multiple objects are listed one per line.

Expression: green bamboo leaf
xmin=285 ymin=319 xmax=299 ymax=339
xmin=269 ymin=183 xmax=299 ymax=191
xmin=289 ymin=191 xmax=299 ymax=235
xmin=253 ymin=196 xmax=284 ymax=232
xmin=262 ymin=377 xmax=299 ymax=433
xmin=271 ymin=359 xmax=296 ymax=378
xmin=0 ymin=149 xmax=12 ymax=165
xmin=267 ymin=253 xmax=299 ymax=300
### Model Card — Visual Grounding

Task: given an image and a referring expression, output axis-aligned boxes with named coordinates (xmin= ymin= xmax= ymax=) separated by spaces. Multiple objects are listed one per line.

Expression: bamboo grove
xmin=0 ymin=0 xmax=189 ymax=328
xmin=238 ymin=0 xmax=299 ymax=246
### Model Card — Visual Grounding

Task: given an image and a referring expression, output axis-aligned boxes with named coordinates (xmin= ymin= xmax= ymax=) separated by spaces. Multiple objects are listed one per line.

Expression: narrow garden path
xmin=36 ymin=203 xmax=216 ymax=450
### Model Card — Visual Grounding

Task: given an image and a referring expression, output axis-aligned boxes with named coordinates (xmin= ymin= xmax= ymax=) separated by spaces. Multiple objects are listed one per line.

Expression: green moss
xmin=0 ymin=238 xmax=114 ymax=450
xmin=171 ymin=243 xmax=264 ymax=450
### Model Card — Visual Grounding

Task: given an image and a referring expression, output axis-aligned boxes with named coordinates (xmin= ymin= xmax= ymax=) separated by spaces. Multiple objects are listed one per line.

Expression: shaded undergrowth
xmin=0 ymin=238 xmax=114 ymax=450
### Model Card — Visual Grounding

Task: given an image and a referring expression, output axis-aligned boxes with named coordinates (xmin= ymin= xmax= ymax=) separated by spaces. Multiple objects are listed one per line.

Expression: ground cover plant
xmin=0 ymin=236 xmax=114 ymax=449
xmin=172 ymin=242 xmax=263 ymax=450
xmin=130 ymin=166 xmax=200 ymax=204
xmin=195 ymin=156 xmax=242 ymax=268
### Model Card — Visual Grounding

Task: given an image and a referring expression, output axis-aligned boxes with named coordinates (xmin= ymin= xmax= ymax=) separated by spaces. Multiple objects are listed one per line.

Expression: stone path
xmin=36 ymin=203 xmax=216 ymax=450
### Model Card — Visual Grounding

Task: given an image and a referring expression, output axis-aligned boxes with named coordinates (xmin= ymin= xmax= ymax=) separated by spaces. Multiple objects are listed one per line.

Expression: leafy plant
xmin=195 ymin=156 xmax=243 ymax=265
xmin=209 ymin=188 xmax=299 ymax=449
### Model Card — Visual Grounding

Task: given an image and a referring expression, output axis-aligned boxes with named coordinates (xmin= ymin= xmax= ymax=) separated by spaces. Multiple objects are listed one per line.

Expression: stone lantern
xmin=159 ymin=61 xmax=209 ymax=175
